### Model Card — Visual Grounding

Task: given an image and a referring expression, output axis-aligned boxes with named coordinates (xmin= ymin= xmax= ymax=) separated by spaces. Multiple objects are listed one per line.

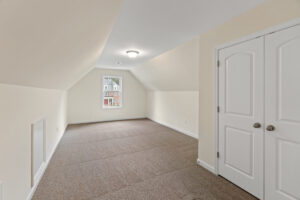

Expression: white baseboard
xmin=26 ymin=124 xmax=68 ymax=200
xmin=197 ymin=158 xmax=216 ymax=174
xmin=33 ymin=162 xmax=46 ymax=187
xmin=0 ymin=181 xmax=2 ymax=200
xmin=68 ymin=117 xmax=147 ymax=125
xmin=148 ymin=118 xmax=198 ymax=139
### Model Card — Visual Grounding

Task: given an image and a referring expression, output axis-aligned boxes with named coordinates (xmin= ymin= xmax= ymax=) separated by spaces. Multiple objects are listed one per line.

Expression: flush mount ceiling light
xmin=126 ymin=50 xmax=139 ymax=58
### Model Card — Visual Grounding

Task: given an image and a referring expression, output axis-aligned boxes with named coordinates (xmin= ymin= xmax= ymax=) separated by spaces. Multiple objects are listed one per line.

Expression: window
xmin=102 ymin=76 xmax=122 ymax=108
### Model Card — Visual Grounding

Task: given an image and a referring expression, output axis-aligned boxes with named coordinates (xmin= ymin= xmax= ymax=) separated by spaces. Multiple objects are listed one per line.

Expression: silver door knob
xmin=253 ymin=123 xmax=261 ymax=128
xmin=266 ymin=125 xmax=276 ymax=131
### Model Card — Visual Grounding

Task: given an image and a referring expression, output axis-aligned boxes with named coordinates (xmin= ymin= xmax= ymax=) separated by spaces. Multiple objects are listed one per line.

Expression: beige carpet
xmin=32 ymin=119 xmax=257 ymax=200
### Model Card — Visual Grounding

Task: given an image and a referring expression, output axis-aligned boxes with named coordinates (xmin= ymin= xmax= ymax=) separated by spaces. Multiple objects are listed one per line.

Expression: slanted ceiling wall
xmin=0 ymin=0 xmax=123 ymax=90
xmin=131 ymin=38 xmax=199 ymax=91
xmin=197 ymin=0 xmax=300 ymax=169
xmin=131 ymin=38 xmax=199 ymax=138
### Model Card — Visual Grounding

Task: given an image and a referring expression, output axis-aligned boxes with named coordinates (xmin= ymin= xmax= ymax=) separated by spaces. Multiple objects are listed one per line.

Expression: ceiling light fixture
xmin=126 ymin=50 xmax=139 ymax=58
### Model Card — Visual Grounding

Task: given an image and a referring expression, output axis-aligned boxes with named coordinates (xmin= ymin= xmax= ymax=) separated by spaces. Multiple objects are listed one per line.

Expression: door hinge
xmin=217 ymin=152 xmax=220 ymax=158
xmin=217 ymin=60 xmax=220 ymax=67
xmin=217 ymin=106 xmax=220 ymax=113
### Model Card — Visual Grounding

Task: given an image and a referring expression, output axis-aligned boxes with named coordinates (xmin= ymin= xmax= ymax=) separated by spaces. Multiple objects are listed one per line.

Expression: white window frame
xmin=102 ymin=75 xmax=122 ymax=109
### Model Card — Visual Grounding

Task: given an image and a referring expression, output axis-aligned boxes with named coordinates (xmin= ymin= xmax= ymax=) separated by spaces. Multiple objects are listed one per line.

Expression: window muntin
xmin=102 ymin=76 xmax=122 ymax=108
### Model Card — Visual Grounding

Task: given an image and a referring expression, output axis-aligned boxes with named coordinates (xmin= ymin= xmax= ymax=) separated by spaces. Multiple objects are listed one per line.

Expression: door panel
xmin=225 ymin=127 xmax=253 ymax=176
xmin=219 ymin=37 xmax=264 ymax=199
xmin=278 ymin=38 xmax=300 ymax=122
xmin=278 ymin=140 xmax=300 ymax=199
xmin=265 ymin=24 xmax=300 ymax=200
xmin=225 ymin=53 xmax=253 ymax=116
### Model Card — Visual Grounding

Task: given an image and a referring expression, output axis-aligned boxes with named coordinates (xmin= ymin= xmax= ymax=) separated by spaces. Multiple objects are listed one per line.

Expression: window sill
xmin=102 ymin=106 xmax=122 ymax=109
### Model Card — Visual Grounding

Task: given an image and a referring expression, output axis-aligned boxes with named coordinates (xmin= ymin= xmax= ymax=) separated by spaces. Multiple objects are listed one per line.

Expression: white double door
xmin=218 ymin=24 xmax=300 ymax=200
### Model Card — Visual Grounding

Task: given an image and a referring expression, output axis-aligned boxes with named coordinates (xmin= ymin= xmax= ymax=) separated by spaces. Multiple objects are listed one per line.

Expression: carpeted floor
xmin=32 ymin=119 xmax=257 ymax=200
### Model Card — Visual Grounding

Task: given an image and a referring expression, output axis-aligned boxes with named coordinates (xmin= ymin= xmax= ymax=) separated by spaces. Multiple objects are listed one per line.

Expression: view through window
xmin=103 ymin=76 xmax=122 ymax=108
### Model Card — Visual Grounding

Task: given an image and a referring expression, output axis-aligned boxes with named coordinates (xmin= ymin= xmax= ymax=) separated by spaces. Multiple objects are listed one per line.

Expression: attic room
xmin=0 ymin=0 xmax=300 ymax=200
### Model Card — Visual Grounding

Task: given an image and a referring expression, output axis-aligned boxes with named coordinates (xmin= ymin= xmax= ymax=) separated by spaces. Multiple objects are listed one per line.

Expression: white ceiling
xmin=96 ymin=0 xmax=265 ymax=69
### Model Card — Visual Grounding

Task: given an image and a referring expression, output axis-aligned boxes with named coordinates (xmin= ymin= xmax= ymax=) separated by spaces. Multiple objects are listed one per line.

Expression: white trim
xmin=68 ymin=117 xmax=147 ymax=125
xmin=31 ymin=118 xmax=46 ymax=187
xmin=26 ymin=123 xmax=68 ymax=200
xmin=33 ymin=162 xmax=46 ymax=187
xmin=148 ymin=117 xmax=198 ymax=139
xmin=214 ymin=18 xmax=300 ymax=175
xmin=95 ymin=65 xmax=131 ymax=71
xmin=0 ymin=181 xmax=2 ymax=200
xmin=214 ymin=48 xmax=220 ymax=175
xmin=102 ymin=106 xmax=123 ymax=109
xmin=216 ymin=18 xmax=300 ymax=50
xmin=197 ymin=158 xmax=216 ymax=174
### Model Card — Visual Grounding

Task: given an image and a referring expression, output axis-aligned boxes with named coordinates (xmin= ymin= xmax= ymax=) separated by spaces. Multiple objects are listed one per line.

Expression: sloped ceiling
xmin=130 ymin=37 xmax=199 ymax=91
xmin=96 ymin=0 xmax=265 ymax=68
xmin=0 ymin=0 xmax=123 ymax=90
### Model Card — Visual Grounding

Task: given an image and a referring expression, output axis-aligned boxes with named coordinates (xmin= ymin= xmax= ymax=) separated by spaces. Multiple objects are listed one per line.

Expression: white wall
xmin=197 ymin=0 xmax=300 ymax=168
xmin=0 ymin=84 xmax=67 ymax=200
xmin=67 ymin=68 xmax=146 ymax=124
xmin=147 ymin=91 xmax=199 ymax=138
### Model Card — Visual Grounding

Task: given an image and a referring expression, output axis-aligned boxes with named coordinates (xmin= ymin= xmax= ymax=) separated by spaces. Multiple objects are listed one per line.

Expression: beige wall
xmin=0 ymin=0 xmax=123 ymax=90
xmin=0 ymin=84 xmax=67 ymax=200
xmin=67 ymin=68 xmax=146 ymax=124
xmin=147 ymin=91 xmax=199 ymax=138
xmin=131 ymin=38 xmax=199 ymax=138
xmin=131 ymin=37 xmax=199 ymax=91
xmin=198 ymin=0 xmax=300 ymax=167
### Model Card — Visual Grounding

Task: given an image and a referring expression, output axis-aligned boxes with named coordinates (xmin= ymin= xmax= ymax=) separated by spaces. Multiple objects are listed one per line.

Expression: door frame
xmin=214 ymin=18 xmax=300 ymax=176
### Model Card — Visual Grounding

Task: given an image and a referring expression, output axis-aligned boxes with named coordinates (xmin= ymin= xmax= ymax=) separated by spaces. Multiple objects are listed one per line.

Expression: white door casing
xmin=265 ymin=24 xmax=300 ymax=200
xmin=218 ymin=37 xmax=264 ymax=199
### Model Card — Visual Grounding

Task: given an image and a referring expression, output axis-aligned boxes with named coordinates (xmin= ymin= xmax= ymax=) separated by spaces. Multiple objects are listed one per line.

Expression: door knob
xmin=253 ymin=123 xmax=261 ymax=128
xmin=266 ymin=125 xmax=276 ymax=131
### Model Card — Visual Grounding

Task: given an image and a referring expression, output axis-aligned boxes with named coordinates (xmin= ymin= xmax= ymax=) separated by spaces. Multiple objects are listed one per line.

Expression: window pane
xmin=103 ymin=76 xmax=122 ymax=108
